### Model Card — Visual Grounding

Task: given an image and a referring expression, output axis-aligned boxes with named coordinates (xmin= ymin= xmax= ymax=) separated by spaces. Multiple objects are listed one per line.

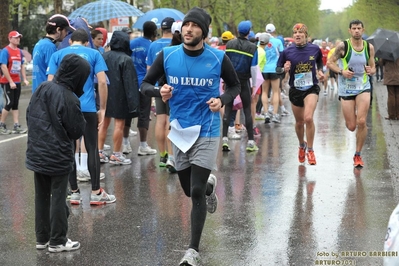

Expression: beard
xmin=184 ymin=35 xmax=203 ymax=47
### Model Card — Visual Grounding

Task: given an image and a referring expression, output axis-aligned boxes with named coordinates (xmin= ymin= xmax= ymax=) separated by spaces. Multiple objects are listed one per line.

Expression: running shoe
xmin=36 ymin=241 xmax=49 ymax=250
xmin=268 ymin=106 xmax=274 ymax=115
xmin=48 ymin=239 xmax=80 ymax=253
xmin=138 ymin=145 xmax=157 ymax=156
xmin=323 ymin=90 xmax=328 ymax=96
xmin=222 ymin=137 xmax=230 ymax=152
xmin=307 ymin=150 xmax=316 ymax=165
xmin=129 ymin=129 xmax=137 ymax=136
xmin=264 ymin=113 xmax=271 ymax=124
xmin=70 ymin=191 xmax=81 ymax=205
xmin=109 ymin=153 xmax=132 ymax=165
xmin=246 ymin=141 xmax=259 ymax=152
xmin=103 ymin=144 xmax=111 ymax=151
xmin=77 ymin=170 xmax=105 ymax=181
xmin=12 ymin=124 xmax=27 ymax=134
xmin=159 ymin=153 xmax=168 ymax=167
xmin=77 ymin=170 xmax=90 ymax=182
xmin=253 ymin=126 xmax=261 ymax=137
xmin=166 ymin=157 xmax=177 ymax=173
xmin=271 ymin=114 xmax=281 ymax=123
xmin=206 ymin=174 xmax=218 ymax=214
xmin=281 ymin=109 xmax=290 ymax=116
xmin=122 ymin=143 xmax=132 ymax=154
xmin=353 ymin=155 xmax=364 ymax=167
xmin=99 ymin=151 xmax=109 ymax=163
xmin=255 ymin=113 xmax=265 ymax=120
xmin=179 ymin=248 xmax=200 ymax=266
xmin=0 ymin=124 xmax=11 ymax=134
xmin=235 ymin=124 xmax=244 ymax=133
xmin=298 ymin=142 xmax=307 ymax=163
xmin=90 ymin=188 xmax=116 ymax=205
xmin=228 ymin=126 xmax=241 ymax=139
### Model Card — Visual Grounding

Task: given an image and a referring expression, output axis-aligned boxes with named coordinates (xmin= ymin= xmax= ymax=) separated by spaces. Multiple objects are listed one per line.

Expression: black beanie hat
xmin=182 ymin=7 xmax=212 ymax=39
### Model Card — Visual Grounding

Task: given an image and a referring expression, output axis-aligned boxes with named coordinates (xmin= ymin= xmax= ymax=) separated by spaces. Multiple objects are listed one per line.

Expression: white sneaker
xmin=109 ymin=153 xmax=132 ymax=165
xmin=179 ymin=248 xmax=200 ymax=266
xmin=122 ymin=143 xmax=132 ymax=154
xmin=129 ymin=129 xmax=137 ymax=136
xmin=77 ymin=170 xmax=90 ymax=182
xmin=280 ymin=92 xmax=288 ymax=99
xmin=271 ymin=114 xmax=281 ymax=123
xmin=166 ymin=157 xmax=177 ymax=173
xmin=228 ymin=126 xmax=241 ymax=139
xmin=90 ymin=188 xmax=116 ymax=205
xmin=206 ymin=174 xmax=218 ymax=213
xmin=103 ymin=144 xmax=111 ymax=151
xmin=255 ymin=113 xmax=265 ymax=120
xmin=228 ymin=132 xmax=241 ymax=139
xmin=48 ymin=239 xmax=80 ymax=253
xmin=77 ymin=170 xmax=105 ymax=181
xmin=268 ymin=106 xmax=274 ymax=115
xmin=138 ymin=145 xmax=157 ymax=156
xmin=281 ymin=109 xmax=290 ymax=116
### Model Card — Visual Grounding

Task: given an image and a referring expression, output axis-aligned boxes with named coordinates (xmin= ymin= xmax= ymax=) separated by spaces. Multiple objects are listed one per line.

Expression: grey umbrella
xmin=367 ymin=28 xmax=399 ymax=61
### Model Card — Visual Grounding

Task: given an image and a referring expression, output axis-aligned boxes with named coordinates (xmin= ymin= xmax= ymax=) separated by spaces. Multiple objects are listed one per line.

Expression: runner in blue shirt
xmin=125 ymin=21 xmax=158 ymax=156
xmin=32 ymin=14 xmax=75 ymax=93
xmin=141 ymin=7 xmax=241 ymax=266
xmin=47 ymin=28 xmax=115 ymax=206
xmin=146 ymin=17 xmax=177 ymax=171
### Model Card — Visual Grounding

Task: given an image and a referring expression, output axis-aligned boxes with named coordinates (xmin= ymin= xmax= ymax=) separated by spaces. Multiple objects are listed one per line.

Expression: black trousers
xmin=34 ymin=172 xmax=69 ymax=246
xmin=223 ymin=78 xmax=254 ymax=140
xmin=69 ymin=112 xmax=101 ymax=191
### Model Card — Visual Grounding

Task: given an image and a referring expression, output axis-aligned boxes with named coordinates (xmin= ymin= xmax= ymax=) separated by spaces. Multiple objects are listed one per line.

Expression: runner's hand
xmin=160 ymin=84 xmax=173 ymax=103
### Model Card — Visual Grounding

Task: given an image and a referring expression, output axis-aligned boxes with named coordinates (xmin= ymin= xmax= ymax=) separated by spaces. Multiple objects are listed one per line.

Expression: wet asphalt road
xmin=0 ymin=81 xmax=398 ymax=266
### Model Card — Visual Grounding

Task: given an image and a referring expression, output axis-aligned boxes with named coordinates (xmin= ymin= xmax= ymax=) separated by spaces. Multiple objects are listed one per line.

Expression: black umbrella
xmin=367 ymin=28 xmax=399 ymax=61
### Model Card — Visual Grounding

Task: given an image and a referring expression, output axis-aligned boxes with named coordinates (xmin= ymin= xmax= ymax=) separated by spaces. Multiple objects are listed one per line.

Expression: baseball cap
xmin=221 ymin=31 xmax=234 ymax=41
xmin=121 ymin=27 xmax=133 ymax=34
xmin=8 ymin=31 xmax=22 ymax=38
xmin=48 ymin=14 xmax=76 ymax=32
xmin=238 ymin=20 xmax=252 ymax=35
xmin=259 ymin=33 xmax=270 ymax=44
xmin=171 ymin=21 xmax=182 ymax=33
xmin=161 ymin=17 xmax=175 ymax=29
xmin=266 ymin=23 xmax=276 ymax=33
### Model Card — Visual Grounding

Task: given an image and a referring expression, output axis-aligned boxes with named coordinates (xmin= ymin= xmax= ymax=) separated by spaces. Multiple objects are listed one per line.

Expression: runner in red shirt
xmin=0 ymin=31 xmax=29 ymax=134
xmin=320 ymin=41 xmax=330 ymax=95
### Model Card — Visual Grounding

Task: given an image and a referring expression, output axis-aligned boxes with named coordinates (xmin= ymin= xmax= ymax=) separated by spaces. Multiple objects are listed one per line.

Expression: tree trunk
xmin=0 ymin=0 xmax=10 ymax=47
xmin=54 ymin=0 xmax=62 ymax=14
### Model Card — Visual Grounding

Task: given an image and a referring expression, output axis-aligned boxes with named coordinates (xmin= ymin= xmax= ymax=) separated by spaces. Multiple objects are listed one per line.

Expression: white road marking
xmin=0 ymin=134 xmax=27 ymax=144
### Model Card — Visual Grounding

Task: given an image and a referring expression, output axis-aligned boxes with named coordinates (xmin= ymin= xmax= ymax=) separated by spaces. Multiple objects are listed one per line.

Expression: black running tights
xmin=178 ymin=164 xmax=213 ymax=252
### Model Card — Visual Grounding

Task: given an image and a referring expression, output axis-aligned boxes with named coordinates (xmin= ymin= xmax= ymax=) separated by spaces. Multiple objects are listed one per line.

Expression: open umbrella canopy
xmin=133 ymin=8 xmax=185 ymax=30
xmin=68 ymin=0 xmax=144 ymax=24
xmin=367 ymin=28 xmax=399 ymax=61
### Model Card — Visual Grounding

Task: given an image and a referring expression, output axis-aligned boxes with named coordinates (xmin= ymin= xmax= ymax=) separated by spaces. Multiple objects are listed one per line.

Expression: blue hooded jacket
xmin=58 ymin=17 xmax=94 ymax=49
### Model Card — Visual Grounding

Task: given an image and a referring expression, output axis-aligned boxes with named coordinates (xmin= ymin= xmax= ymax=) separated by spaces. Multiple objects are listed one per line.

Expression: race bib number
xmin=294 ymin=72 xmax=313 ymax=88
xmin=345 ymin=77 xmax=362 ymax=94
xmin=11 ymin=60 xmax=21 ymax=74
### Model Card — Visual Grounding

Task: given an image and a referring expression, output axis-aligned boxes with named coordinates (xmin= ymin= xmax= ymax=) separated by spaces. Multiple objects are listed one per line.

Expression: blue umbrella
xmin=68 ymin=0 xmax=144 ymax=24
xmin=133 ymin=8 xmax=185 ymax=30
